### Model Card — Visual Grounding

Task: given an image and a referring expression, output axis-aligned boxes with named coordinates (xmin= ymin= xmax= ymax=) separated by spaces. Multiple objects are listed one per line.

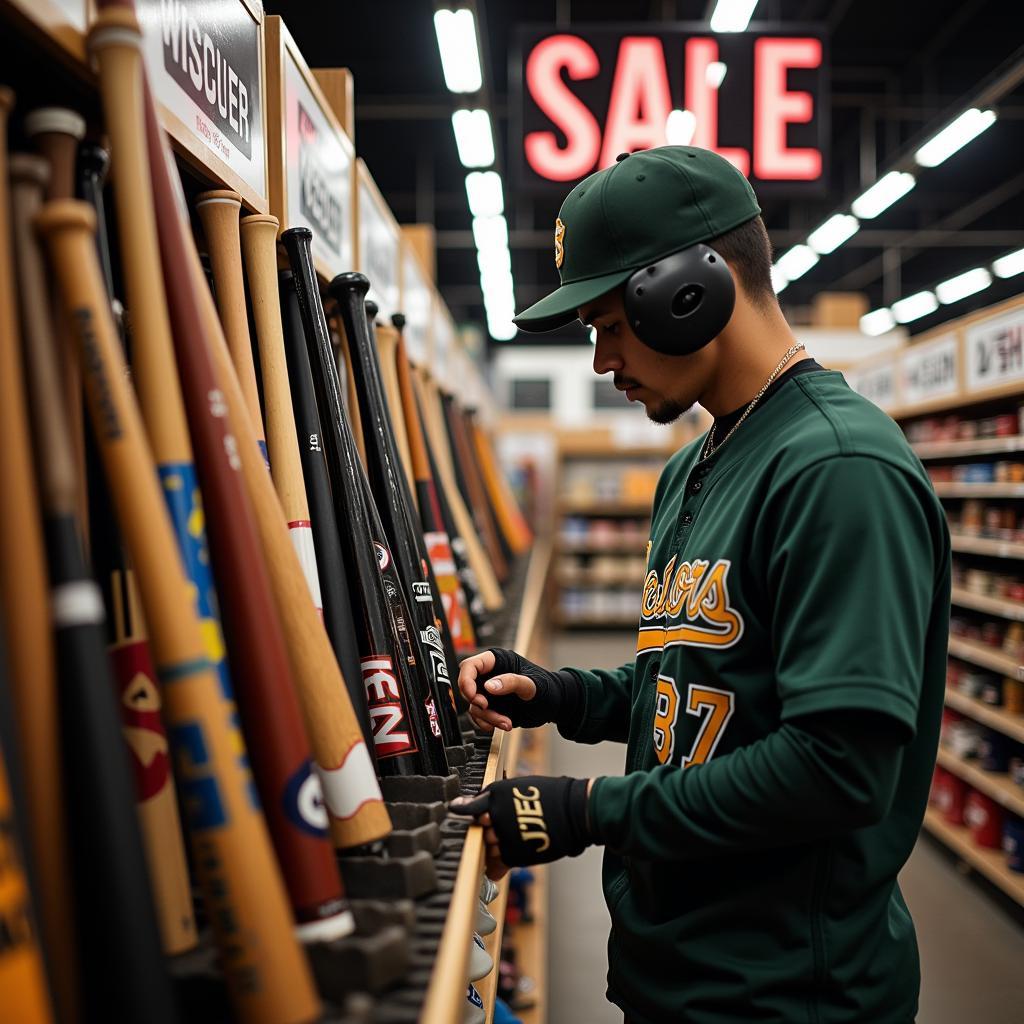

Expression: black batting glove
xmin=458 ymin=648 xmax=583 ymax=733
xmin=449 ymin=775 xmax=591 ymax=867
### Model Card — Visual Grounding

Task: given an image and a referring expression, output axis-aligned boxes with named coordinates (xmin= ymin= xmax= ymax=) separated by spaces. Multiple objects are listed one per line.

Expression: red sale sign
xmin=514 ymin=26 xmax=828 ymax=195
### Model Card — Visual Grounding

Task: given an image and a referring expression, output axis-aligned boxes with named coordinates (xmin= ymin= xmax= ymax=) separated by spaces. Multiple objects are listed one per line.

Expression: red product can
xmin=965 ymin=790 xmax=1004 ymax=848
xmin=942 ymin=773 xmax=970 ymax=826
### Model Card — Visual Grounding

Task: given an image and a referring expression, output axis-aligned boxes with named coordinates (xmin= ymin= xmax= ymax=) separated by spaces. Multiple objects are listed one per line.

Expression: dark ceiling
xmin=268 ymin=0 xmax=1024 ymax=349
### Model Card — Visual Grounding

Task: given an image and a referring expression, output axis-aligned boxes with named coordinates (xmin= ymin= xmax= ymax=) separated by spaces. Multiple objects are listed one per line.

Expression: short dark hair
xmin=707 ymin=215 xmax=775 ymax=309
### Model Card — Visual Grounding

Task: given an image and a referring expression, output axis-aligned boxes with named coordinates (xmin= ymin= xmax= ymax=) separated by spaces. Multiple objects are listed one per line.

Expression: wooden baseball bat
xmin=392 ymin=318 xmax=478 ymax=656
xmin=443 ymin=391 xmax=509 ymax=581
xmin=0 ymin=86 xmax=81 ymax=1024
xmin=0 ymin=669 xmax=54 ymax=1024
xmin=89 ymin=11 xmax=354 ymax=933
xmin=37 ymin=198 xmax=321 ymax=1022
xmin=411 ymin=377 xmax=493 ymax=642
xmin=196 ymin=191 xmax=270 ymax=468
xmin=137 ymin=85 xmax=388 ymax=851
xmin=25 ymin=107 xmax=89 ymax=543
xmin=412 ymin=364 xmax=505 ymax=610
xmin=12 ymin=156 xmax=178 ymax=1020
xmin=237 ymin=213 xmax=324 ymax=618
xmin=370 ymin=310 xmax=416 ymax=498
xmin=279 ymin=270 xmax=374 ymax=752
xmin=470 ymin=410 xmax=533 ymax=554
xmin=282 ymin=230 xmax=450 ymax=777
xmin=462 ymin=406 xmax=517 ymax=566
xmin=329 ymin=275 xmax=463 ymax=749
xmin=77 ymin=137 xmax=198 ymax=958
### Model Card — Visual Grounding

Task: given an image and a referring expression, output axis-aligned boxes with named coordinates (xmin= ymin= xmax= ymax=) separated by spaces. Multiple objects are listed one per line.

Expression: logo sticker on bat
xmin=362 ymin=655 xmax=418 ymax=759
xmin=374 ymin=542 xmax=391 ymax=571
xmin=282 ymin=760 xmax=329 ymax=836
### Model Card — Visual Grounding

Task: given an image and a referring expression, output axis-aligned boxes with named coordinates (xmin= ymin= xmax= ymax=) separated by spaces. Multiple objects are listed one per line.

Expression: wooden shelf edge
xmin=922 ymin=808 xmax=1024 ymax=906
xmin=950 ymin=534 xmax=1024 ymax=559
xmin=933 ymin=483 xmax=1024 ymax=498
xmin=914 ymin=436 xmax=1024 ymax=459
xmin=948 ymin=637 xmax=1022 ymax=678
xmin=945 ymin=688 xmax=1024 ymax=743
xmin=951 ymin=587 xmax=1024 ymax=622
xmin=935 ymin=747 xmax=1024 ymax=817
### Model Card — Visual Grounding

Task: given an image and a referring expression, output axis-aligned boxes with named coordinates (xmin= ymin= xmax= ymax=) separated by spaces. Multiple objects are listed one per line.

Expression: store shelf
xmin=556 ymin=574 xmax=642 ymax=588
xmin=922 ymin=809 xmax=1024 ymax=908
xmin=913 ymin=437 xmax=1024 ymax=459
xmin=950 ymin=534 xmax=1024 ymax=559
xmin=558 ymin=499 xmax=653 ymax=516
xmin=945 ymin=687 xmax=1024 ymax=743
xmin=557 ymin=538 xmax=648 ymax=554
xmin=935 ymin=747 xmax=1024 ymax=817
xmin=948 ymin=637 xmax=1023 ymax=678
xmin=932 ymin=483 xmax=1024 ymax=498
xmin=951 ymin=586 xmax=1024 ymax=622
xmin=554 ymin=613 xmax=639 ymax=628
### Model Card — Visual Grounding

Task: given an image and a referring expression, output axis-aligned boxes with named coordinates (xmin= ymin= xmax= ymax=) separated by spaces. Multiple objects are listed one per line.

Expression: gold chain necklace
xmin=701 ymin=343 xmax=806 ymax=461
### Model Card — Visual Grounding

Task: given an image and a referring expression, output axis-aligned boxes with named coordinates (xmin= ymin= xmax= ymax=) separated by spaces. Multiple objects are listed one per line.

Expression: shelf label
xmin=402 ymin=247 xmax=431 ymax=366
xmin=138 ymin=0 xmax=267 ymax=199
xmin=966 ymin=307 xmax=1024 ymax=393
xmin=284 ymin=52 xmax=352 ymax=275
xmin=359 ymin=172 xmax=400 ymax=320
xmin=901 ymin=333 xmax=958 ymax=406
xmin=847 ymin=361 xmax=897 ymax=411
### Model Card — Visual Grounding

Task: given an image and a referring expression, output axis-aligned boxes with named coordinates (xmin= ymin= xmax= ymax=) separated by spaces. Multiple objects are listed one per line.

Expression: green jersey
xmin=566 ymin=369 xmax=950 ymax=1023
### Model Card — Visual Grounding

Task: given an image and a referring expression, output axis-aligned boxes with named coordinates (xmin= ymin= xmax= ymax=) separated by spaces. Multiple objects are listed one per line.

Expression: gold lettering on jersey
xmin=637 ymin=558 xmax=743 ymax=653
xmin=513 ymin=784 xmax=550 ymax=852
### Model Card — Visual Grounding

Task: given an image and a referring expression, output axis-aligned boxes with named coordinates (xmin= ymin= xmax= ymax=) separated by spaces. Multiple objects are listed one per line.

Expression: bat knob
xmin=391 ymin=313 xmax=406 ymax=331
xmin=365 ymin=299 xmax=379 ymax=321
xmin=77 ymin=143 xmax=111 ymax=183
xmin=327 ymin=272 xmax=370 ymax=304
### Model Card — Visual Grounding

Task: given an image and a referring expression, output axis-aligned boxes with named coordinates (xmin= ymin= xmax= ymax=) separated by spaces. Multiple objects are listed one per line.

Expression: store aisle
xmin=544 ymin=632 xmax=1024 ymax=1024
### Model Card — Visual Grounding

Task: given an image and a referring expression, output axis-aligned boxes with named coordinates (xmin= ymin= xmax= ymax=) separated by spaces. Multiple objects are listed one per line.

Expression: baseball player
xmin=451 ymin=147 xmax=950 ymax=1024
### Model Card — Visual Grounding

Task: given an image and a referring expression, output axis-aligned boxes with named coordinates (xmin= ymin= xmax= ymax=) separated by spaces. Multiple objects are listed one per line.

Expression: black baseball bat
xmin=280 ymin=229 xmax=449 ymax=777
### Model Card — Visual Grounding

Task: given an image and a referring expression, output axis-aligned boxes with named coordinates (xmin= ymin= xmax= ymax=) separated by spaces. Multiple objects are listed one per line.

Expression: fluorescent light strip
xmin=472 ymin=214 xmax=508 ymax=254
xmin=770 ymin=265 xmax=789 ymax=294
xmin=935 ymin=267 xmax=992 ymax=305
xmin=807 ymin=213 xmax=859 ymax=255
xmin=433 ymin=8 xmax=482 ymax=94
xmin=710 ymin=0 xmax=760 ymax=32
xmin=851 ymin=171 xmax=916 ymax=219
xmin=465 ymin=171 xmax=504 ymax=218
xmin=706 ymin=61 xmax=728 ymax=88
xmin=993 ymin=247 xmax=1024 ymax=279
xmin=915 ymin=108 xmax=997 ymax=168
xmin=891 ymin=290 xmax=938 ymax=324
xmin=860 ymin=308 xmax=896 ymax=336
xmin=775 ymin=244 xmax=818 ymax=282
xmin=665 ymin=109 xmax=697 ymax=145
xmin=451 ymin=109 xmax=495 ymax=168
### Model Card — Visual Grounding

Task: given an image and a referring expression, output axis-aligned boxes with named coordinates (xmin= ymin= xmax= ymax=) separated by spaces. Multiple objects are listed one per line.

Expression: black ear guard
xmin=623 ymin=243 xmax=736 ymax=356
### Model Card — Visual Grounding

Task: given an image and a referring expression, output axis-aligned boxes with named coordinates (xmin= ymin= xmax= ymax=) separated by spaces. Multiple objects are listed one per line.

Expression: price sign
xmin=357 ymin=162 xmax=400 ymax=320
xmin=847 ymin=361 xmax=897 ymax=412
xmin=966 ymin=306 xmax=1024 ymax=393
xmin=401 ymin=245 xmax=431 ymax=367
xmin=900 ymin=334 xmax=959 ymax=406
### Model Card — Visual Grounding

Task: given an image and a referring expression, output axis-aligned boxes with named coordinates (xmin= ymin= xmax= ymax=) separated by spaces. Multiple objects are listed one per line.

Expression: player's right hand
xmin=458 ymin=648 xmax=565 ymax=733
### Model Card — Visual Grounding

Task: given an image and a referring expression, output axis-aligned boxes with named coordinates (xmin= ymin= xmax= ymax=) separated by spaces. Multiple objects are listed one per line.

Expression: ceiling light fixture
xmin=709 ymin=0 xmax=760 ymax=32
xmin=465 ymin=171 xmax=504 ymax=218
xmin=891 ymin=290 xmax=938 ymax=323
xmin=706 ymin=61 xmax=728 ymax=88
xmin=914 ymin=108 xmax=997 ymax=168
xmin=665 ymin=108 xmax=697 ymax=146
xmin=770 ymin=265 xmax=789 ymax=294
xmin=433 ymin=8 xmax=483 ymax=94
xmin=850 ymin=171 xmax=916 ymax=220
xmin=860 ymin=308 xmax=896 ymax=336
xmin=935 ymin=267 xmax=992 ymax=305
xmin=451 ymin=108 xmax=495 ymax=168
xmin=471 ymin=214 xmax=508 ymax=254
xmin=993 ymin=247 xmax=1024 ymax=279
xmin=774 ymin=244 xmax=819 ymax=282
xmin=807 ymin=213 xmax=860 ymax=255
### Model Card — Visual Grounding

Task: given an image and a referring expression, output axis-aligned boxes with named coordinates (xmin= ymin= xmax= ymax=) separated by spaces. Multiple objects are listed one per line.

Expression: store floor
xmin=545 ymin=632 xmax=1024 ymax=1024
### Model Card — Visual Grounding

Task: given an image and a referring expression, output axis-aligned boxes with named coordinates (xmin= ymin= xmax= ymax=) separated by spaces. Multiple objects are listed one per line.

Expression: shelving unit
xmin=932 ymin=483 xmax=1024 ymax=498
xmin=944 ymin=688 xmax=1024 ymax=744
xmin=935 ymin=747 xmax=1024 ymax=817
xmin=950 ymin=534 xmax=1024 ymax=559
xmin=913 ymin=437 xmax=1024 ymax=459
xmin=947 ymin=637 xmax=1022 ymax=678
xmin=951 ymin=587 xmax=1024 ymax=622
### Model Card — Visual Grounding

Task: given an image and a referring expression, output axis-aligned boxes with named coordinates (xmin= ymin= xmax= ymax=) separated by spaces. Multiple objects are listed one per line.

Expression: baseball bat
xmin=412 ymin=365 xmax=505 ymax=611
xmin=77 ymin=138 xmax=198 ymax=957
xmin=0 ymin=653 xmax=54 ymax=1024
xmin=464 ymin=407 xmax=519 ymax=565
xmin=12 ymin=155 xmax=178 ymax=1021
xmin=392 ymin=317 xmax=478 ymax=656
xmin=459 ymin=404 xmax=515 ymax=575
xmin=412 ymin=377 xmax=493 ymax=642
xmin=282 ymin=229 xmax=449 ymax=777
xmin=0 ymin=86 xmax=81 ymax=1024
xmin=139 ymin=87 xmax=388 ymax=851
xmin=369 ymin=309 xmax=416 ymax=498
xmin=37 ymin=198 xmax=321 ymax=1022
xmin=443 ymin=391 xmax=510 ymax=581
xmin=239 ymin=215 xmax=325 ymax=618
xmin=329 ymin=274 xmax=463 ymax=748
xmin=279 ymin=270 xmax=374 ymax=752
xmin=25 ymin=107 xmax=90 ymax=543
xmin=89 ymin=11 xmax=354 ymax=931
xmin=334 ymin=319 xmax=367 ymax=467
xmin=196 ymin=192 xmax=270 ymax=468
xmin=469 ymin=411 xmax=534 ymax=554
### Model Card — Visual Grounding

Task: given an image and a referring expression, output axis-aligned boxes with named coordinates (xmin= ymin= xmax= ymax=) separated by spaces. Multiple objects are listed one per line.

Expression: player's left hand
xmin=449 ymin=775 xmax=594 ymax=877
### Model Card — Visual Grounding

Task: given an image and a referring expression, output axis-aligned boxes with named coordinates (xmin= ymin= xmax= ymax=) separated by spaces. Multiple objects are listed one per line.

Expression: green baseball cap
xmin=513 ymin=145 xmax=761 ymax=333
